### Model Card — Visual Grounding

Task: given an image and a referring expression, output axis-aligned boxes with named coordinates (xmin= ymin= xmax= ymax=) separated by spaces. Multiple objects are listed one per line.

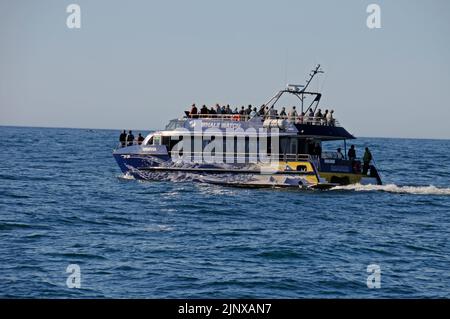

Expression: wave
xmin=332 ymin=184 xmax=450 ymax=195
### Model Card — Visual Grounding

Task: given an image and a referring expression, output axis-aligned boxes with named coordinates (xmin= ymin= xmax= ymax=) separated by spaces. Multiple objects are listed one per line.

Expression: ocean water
xmin=1 ymin=126 xmax=450 ymax=298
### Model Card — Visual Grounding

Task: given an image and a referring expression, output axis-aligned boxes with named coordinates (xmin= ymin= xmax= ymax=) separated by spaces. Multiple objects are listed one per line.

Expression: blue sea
xmin=1 ymin=126 xmax=450 ymax=298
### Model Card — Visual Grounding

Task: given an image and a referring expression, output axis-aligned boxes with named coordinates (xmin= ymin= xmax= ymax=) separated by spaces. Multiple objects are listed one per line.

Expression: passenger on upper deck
xmin=288 ymin=106 xmax=298 ymax=122
xmin=307 ymin=109 xmax=315 ymax=124
xmin=280 ymin=107 xmax=287 ymax=118
xmin=315 ymin=109 xmax=323 ymax=125
xmin=225 ymin=105 xmax=232 ymax=114
xmin=209 ymin=107 xmax=216 ymax=115
xmin=119 ymin=130 xmax=127 ymax=147
xmin=189 ymin=104 xmax=198 ymax=118
xmin=249 ymin=107 xmax=258 ymax=119
xmin=268 ymin=106 xmax=277 ymax=119
xmin=323 ymin=110 xmax=329 ymax=125
xmin=200 ymin=105 xmax=209 ymax=115
xmin=258 ymin=104 xmax=266 ymax=116
xmin=299 ymin=112 xmax=305 ymax=124
xmin=246 ymin=105 xmax=252 ymax=115
xmin=326 ymin=110 xmax=335 ymax=126
xmin=215 ymin=104 xmax=221 ymax=114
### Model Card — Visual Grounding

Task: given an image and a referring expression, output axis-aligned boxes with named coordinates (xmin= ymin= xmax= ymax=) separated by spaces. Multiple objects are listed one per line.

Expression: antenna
xmin=302 ymin=64 xmax=324 ymax=92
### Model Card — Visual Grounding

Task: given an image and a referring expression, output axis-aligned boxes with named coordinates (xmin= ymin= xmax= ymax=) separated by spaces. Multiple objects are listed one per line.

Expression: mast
xmin=301 ymin=64 xmax=323 ymax=114
xmin=263 ymin=64 xmax=324 ymax=113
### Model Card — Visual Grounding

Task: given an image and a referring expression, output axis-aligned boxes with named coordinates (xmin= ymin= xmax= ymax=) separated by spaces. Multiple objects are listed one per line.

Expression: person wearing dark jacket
xmin=189 ymin=104 xmax=198 ymax=118
xmin=200 ymin=104 xmax=209 ymax=115
xmin=127 ymin=130 xmax=134 ymax=146
xmin=137 ymin=133 xmax=145 ymax=145
xmin=348 ymin=145 xmax=356 ymax=161
xmin=119 ymin=130 xmax=127 ymax=147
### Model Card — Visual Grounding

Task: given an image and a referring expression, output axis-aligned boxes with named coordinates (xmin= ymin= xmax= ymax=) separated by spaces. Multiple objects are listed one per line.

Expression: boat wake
xmin=332 ymin=184 xmax=450 ymax=195
xmin=117 ymin=173 xmax=135 ymax=180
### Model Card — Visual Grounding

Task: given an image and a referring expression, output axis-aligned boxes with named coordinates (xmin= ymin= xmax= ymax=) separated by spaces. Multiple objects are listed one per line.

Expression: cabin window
xmin=153 ymin=135 xmax=161 ymax=145
xmin=162 ymin=136 xmax=170 ymax=147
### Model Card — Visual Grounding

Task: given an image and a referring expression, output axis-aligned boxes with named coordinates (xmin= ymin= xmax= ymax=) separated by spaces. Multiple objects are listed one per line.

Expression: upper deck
xmin=164 ymin=113 xmax=354 ymax=141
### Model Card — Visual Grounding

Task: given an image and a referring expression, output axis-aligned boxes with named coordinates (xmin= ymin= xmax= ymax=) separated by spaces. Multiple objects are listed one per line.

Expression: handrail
xmin=117 ymin=141 xmax=143 ymax=148
xmin=169 ymin=150 xmax=314 ymax=162
xmin=184 ymin=113 xmax=340 ymax=126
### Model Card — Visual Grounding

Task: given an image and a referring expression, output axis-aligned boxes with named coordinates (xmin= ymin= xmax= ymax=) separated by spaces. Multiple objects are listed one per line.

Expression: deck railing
xmin=185 ymin=113 xmax=340 ymax=127
xmin=168 ymin=151 xmax=316 ymax=163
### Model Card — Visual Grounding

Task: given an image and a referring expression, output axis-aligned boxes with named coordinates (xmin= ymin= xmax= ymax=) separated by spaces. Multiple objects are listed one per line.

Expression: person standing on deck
xmin=327 ymin=110 xmax=335 ymax=126
xmin=137 ymin=133 xmax=145 ymax=145
xmin=348 ymin=145 xmax=356 ymax=161
xmin=315 ymin=109 xmax=323 ymax=125
xmin=363 ymin=147 xmax=373 ymax=174
xmin=322 ymin=110 xmax=329 ymax=125
xmin=307 ymin=109 xmax=314 ymax=124
xmin=119 ymin=130 xmax=127 ymax=147
xmin=215 ymin=104 xmax=221 ymax=114
xmin=269 ymin=106 xmax=277 ymax=119
xmin=258 ymin=104 xmax=266 ymax=116
xmin=326 ymin=109 xmax=333 ymax=126
xmin=280 ymin=107 xmax=287 ymax=118
xmin=189 ymin=104 xmax=198 ymax=118
xmin=288 ymin=106 xmax=297 ymax=120
xmin=127 ymin=130 xmax=134 ymax=146
xmin=200 ymin=104 xmax=209 ymax=116
xmin=246 ymin=105 xmax=253 ymax=115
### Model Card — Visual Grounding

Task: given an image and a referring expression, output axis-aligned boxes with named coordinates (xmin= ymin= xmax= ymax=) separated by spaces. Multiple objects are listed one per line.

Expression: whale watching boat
xmin=113 ymin=65 xmax=382 ymax=189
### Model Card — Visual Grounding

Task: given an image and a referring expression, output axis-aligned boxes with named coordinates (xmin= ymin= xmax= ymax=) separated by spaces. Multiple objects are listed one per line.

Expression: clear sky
xmin=1 ymin=0 xmax=450 ymax=138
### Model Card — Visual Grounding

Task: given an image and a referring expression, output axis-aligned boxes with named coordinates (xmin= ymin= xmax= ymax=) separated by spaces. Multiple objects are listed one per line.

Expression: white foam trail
xmin=332 ymin=184 xmax=450 ymax=195
xmin=118 ymin=172 xmax=135 ymax=180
